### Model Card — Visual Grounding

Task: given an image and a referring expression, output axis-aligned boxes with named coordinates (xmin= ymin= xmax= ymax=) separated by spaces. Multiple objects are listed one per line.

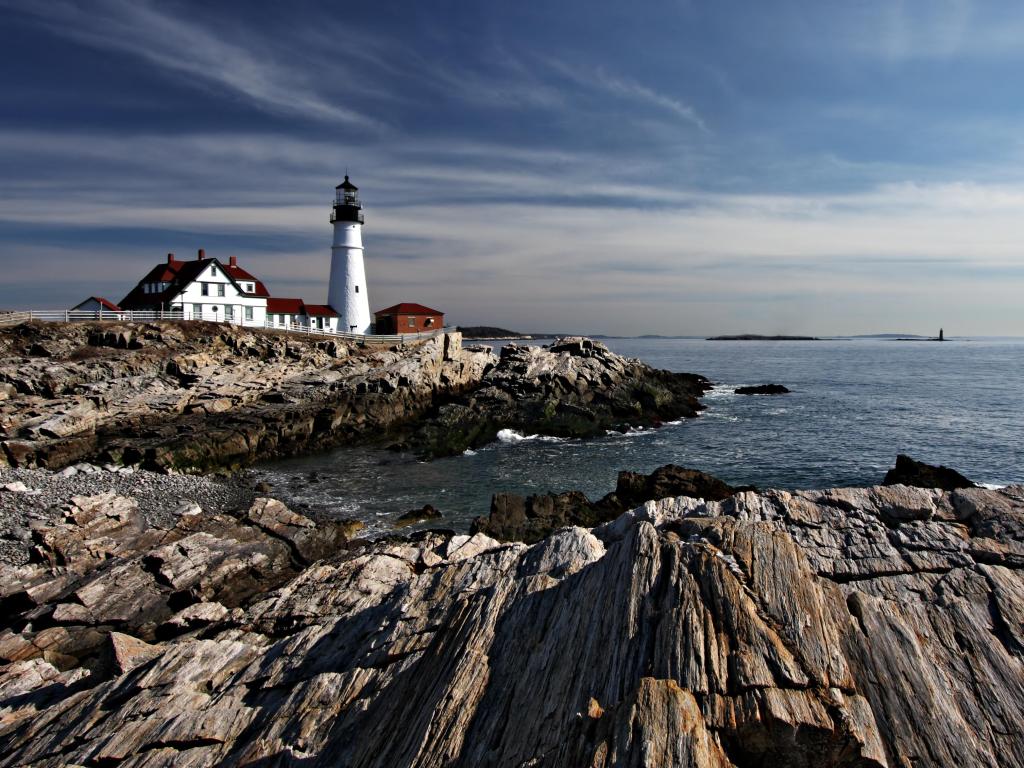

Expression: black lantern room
xmin=331 ymin=175 xmax=364 ymax=224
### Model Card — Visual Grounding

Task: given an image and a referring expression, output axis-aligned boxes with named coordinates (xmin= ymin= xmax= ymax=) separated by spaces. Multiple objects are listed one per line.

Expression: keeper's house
xmin=373 ymin=303 xmax=444 ymax=334
xmin=119 ymin=250 xmax=269 ymax=326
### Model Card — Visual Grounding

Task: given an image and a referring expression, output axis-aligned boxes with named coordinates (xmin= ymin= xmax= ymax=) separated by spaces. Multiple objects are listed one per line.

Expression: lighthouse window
xmin=355 ymin=285 xmax=359 ymax=293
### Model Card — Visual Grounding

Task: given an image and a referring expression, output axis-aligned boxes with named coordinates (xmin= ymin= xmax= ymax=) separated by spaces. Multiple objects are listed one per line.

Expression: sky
xmin=1 ymin=0 xmax=1023 ymax=336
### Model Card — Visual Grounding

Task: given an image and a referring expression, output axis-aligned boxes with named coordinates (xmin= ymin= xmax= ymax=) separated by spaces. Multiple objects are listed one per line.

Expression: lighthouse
xmin=327 ymin=176 xmax=371 ymax=334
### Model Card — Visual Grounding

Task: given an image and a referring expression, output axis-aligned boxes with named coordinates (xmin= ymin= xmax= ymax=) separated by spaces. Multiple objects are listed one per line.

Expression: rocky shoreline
xmin=395 ymin=337 xmax=709 ymax=458
xmin=0 ymin=322 xmax=706 ymax=471
xmin=3 ymin=322 xmax=1023 ymax=766
xmin=0 ymin=462 xmax=1022 ymax=766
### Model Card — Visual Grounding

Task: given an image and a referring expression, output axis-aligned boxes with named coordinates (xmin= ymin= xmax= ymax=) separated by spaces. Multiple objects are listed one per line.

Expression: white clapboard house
xmin=116 ymin=250 xmax=339 ymax=331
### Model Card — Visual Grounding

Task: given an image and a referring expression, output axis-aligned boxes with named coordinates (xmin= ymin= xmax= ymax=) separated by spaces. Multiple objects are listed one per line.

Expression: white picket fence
xmin=0 ymin=309 xmax=182 ymax=324
xmin=257 ymin=322 xmax=452 ymax=345
xmin=0 ymin=309 xmax=452 ymax=345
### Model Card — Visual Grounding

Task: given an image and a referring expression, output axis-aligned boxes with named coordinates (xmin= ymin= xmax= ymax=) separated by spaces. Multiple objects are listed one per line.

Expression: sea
xmin=254 ymin=337 xmax=1024 ymax=535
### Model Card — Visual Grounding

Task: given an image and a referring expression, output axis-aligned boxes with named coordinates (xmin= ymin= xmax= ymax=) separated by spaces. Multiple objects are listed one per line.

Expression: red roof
xmin=120 ymin=258 xmax=212 ymax=310
xmin=374 ymin=302 xmax=444 ymax=316
xmin=303 ymin=304 xmax=338 ymax=317
xmin=223 ymin=264 xmax=270 ymax=297
xmin=74 ymin=296 xmax=121 ymax=312
xmin=120 ymin=254 xmax=270 ymax=310
xmin=266 ymin=297 xmax=304 ymax=314
xmin=267 ymin=299 xmax=338 ymax=317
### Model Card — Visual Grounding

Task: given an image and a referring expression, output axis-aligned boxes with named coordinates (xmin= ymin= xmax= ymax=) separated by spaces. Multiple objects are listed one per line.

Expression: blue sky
xmin=1 ymin=0 xmax=1022 ymax=335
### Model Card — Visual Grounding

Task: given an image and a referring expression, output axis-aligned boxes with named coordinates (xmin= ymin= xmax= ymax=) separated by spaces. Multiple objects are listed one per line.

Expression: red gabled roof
xmin=303 ymin=304 xmax=338 ymax=317
xmin=120 ymin=258 xmax=214 ymax=310
xmin=374 ymin=302 xmax=444 ymax=316
xmin=266 ymin=297 xmax=304 ymax=314
xmin=74 ymin=296 xmax=121 ymax=311
xmin=267 ymin=299 xmax=338 ymax=317
xmin=223 ymin=264 xmax=270 ymax=297
xmin=119 ymin=254 xmax=271 ymax=310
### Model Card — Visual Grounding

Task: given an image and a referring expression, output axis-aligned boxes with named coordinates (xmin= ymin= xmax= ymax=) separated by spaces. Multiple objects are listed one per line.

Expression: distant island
xmin=457 ymin=326 xmax=533 ymax=339
xmin=707 ymin=334 xmax=819 ymax=341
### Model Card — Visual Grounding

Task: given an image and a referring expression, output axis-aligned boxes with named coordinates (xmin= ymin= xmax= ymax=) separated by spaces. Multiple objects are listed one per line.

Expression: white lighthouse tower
xmin=328 ymin=176 xmax=371 ymax=334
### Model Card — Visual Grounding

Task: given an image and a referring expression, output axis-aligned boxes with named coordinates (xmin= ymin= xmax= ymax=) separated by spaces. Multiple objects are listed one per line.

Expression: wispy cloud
xmin=1 ymin=0 xmax=383 ymax=128
xmin=795 ymin=0 xmax=1024 ymax=62
xmin=541 ymin=57 xmax=711 ymax=134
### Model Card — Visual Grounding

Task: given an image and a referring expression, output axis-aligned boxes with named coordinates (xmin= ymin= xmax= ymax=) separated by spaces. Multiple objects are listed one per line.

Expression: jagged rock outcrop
xmin=734 ymin=384 xmax=790 ymax=395
xmin=883 ymin=454 xmax=977 ymax=490
xmin=395 ymin=504 xmax=443 ymax=528
xmin=1 ymin=479 xmax=1023 ymax=766
xmin=399 ymin=337 xmax=710 ymax=457
xmin=0 ymin=321 xmax=492 ymax=471
xmin=474 ymin=464 xmax=743 ymax=543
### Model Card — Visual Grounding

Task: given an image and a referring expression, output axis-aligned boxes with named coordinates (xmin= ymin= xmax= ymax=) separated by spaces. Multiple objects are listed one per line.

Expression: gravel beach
xmin=0 ymin=464 xmax=256 ymax=566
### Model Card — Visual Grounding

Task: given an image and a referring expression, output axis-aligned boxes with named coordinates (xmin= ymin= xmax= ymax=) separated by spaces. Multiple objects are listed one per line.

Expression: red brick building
xmin=373 ymin=302 xmax=444 ymax=334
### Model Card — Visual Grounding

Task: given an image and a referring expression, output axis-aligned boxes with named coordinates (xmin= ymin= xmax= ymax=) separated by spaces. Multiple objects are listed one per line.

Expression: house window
xmin=201 ymin=283 xmax=210 ymax=296
xmin=425 ymin=318 xmax=434 ymax=327
xmin=225 ymin=305 xmax=234 ymax=320
xmin=244 ymin=306 xmax=253 ymax=322
xmin=193 ymin=304 xmax=202 ymax=318
xmin=217 ymin=284 xmax=225 ymax=297
xmin=407 ymin=317 xmax=415 ymax=328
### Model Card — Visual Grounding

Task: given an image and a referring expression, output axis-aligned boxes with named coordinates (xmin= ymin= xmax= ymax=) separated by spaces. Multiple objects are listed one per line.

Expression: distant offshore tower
xmin=328 ymin=176 xmax=371 ymax=334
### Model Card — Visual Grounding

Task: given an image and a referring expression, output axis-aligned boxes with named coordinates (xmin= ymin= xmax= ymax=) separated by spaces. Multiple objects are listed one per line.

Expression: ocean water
xmin=255 ymin=337 xmax=1024 ymax=534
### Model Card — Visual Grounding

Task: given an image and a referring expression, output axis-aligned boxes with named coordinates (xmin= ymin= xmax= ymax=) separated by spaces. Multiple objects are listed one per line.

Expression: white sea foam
xmin=702 ymin=385 xmax=737 ymax=400
xmin=496 ymin=428 xmax=567 ymax=443
xmin=462 ymin=449 xmax=478 ymax=456
xmin=978 ymin=482 xmax=1008 ymax=490
xmin=604 ymin=426 xmax=659 ymax=439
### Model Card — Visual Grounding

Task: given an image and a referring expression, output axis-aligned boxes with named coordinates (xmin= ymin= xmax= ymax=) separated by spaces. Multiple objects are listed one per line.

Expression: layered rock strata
xmin=398 ymin=337 xmax=710 ymax=458
xmin=1 ymin=478 xmax=1023 ymax=766
xmin=0 ymin=321 xmax=492 ymax=471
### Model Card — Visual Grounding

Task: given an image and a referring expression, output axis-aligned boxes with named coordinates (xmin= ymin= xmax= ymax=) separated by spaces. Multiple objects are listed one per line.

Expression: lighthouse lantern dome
xmin=331 ymin=175 xmax=364 ymax=224
xmin=335 ymin=175 xmax=359 ymax=206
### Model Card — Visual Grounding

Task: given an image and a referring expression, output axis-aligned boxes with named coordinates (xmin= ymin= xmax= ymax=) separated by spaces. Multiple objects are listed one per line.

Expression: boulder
xmin=473 ymin=464 xmax=740 ymax=543
xmin=735 ymin=383 xmax=791 ymax=395
xmin=395 ymin=504 xmax=443 ymax=528
xmin=882 ymin=454 xmax=976 ymax=490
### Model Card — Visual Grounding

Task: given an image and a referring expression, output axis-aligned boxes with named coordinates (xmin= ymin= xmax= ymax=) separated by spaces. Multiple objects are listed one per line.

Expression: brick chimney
xmin=197 ymin=248 xmax=205 ymax=260
xmin=167 ymin=253 xmax=175 ymax=263
xmin=229 ymin=255 xmax=238 ymax=267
